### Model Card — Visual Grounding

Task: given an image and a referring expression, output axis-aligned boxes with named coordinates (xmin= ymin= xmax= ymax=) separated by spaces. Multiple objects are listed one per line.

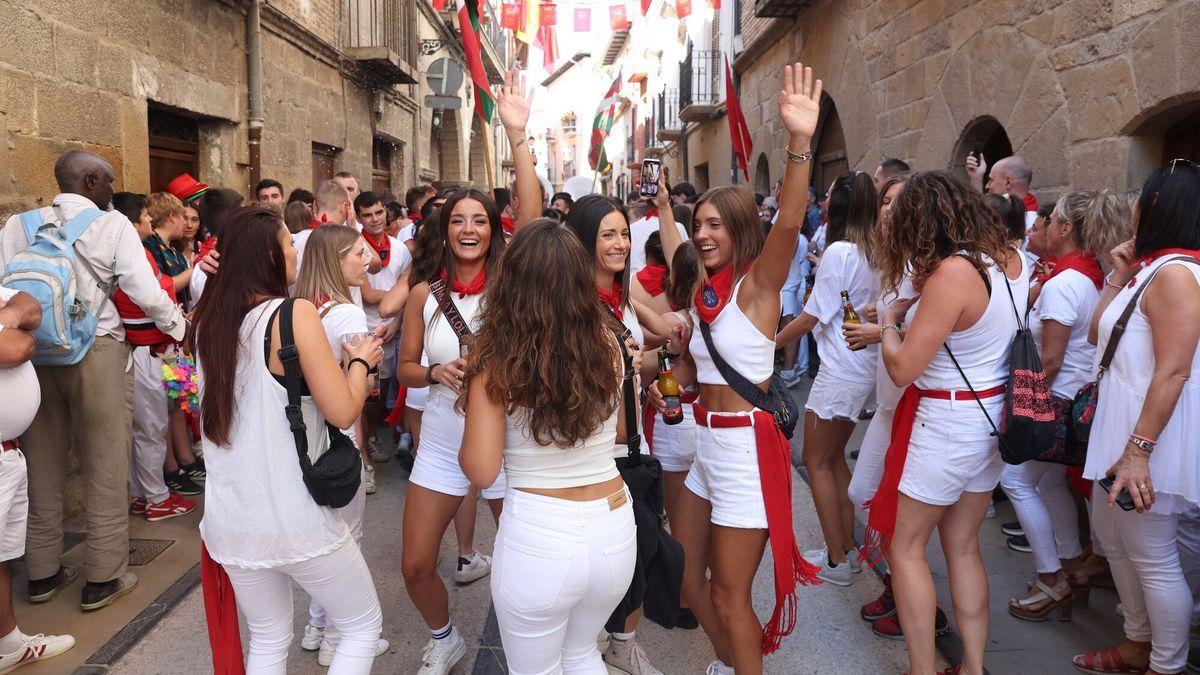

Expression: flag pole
xmin=482 ymin=118 xmax=496 ymax=192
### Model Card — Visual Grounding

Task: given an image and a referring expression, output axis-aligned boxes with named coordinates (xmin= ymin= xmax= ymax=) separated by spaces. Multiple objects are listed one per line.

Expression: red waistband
xmin=680 ymin=390 xmax=699 ymax=404
xmin=915 ymin=384 xmax=1006 ymax=400
xmin=2 ymin=439 xmax=18 ymax=451
xmin=692 ymin=402 xmax=756 ymax=428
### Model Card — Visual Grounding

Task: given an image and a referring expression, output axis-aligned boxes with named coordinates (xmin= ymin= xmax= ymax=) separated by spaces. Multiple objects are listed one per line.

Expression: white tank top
xmin=915 ymin=254 xmax=1029 ymax=392
xmin=422 ymin=288 xmax=483 ymax=398
xmin=689 ymin=277 xmax=777 ymax=385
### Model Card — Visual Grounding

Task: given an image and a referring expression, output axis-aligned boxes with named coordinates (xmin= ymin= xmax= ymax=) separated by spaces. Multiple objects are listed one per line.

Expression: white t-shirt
xmin=188 ymin=265 xmax=207 ymax=310
xmin=292 ymin=227 xmax=365 ymax=308
xmin=0 ymin=287 xmax=39 ymax=443
xmin=397 ymin=223 xmax=415 ymax=244
xmin=1029 ymin=269 xmax=1099 ymax=399
xmin=317 ymin=301 xmax=368 ymax=446
xmin=801 ymin=241 xmax=879 ymax=384
xmin=363 ymin=236 xmax=412 ymax=328
xmin=629 ymin=216 xmax=689 ymax=274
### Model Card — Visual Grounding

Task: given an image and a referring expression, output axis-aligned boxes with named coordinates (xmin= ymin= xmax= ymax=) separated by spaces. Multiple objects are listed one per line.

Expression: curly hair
xmin=876 ymin=171 xmax=1014 ymax=293
xmin=457 ymin=219 xmax=622 ymax=447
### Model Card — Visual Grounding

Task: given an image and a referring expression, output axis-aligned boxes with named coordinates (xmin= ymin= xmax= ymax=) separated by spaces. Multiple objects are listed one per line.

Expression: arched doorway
xmin=754 ymin=154 xmax=770 ymax=196
xmin=811 ymin=95 xmax=847 ymax=196
xmin=952 ymin=116 xmax=1014 ymax=185
xmin=1122 ymin=96 xmax=1200 ymax=187
xmin=1163 ymin=112 xmax=1200 ymax=163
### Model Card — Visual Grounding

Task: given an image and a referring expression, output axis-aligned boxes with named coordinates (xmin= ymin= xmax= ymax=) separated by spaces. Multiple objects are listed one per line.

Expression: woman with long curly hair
xmin=458 ymin=219 xmax=639 ymax=673
xmin=867 ymin=171 xmax=1028 ymax=675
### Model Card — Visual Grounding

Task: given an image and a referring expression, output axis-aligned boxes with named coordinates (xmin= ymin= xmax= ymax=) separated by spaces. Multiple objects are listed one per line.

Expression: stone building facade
xmin=681 ymin=0 xmax=1200 ymax=200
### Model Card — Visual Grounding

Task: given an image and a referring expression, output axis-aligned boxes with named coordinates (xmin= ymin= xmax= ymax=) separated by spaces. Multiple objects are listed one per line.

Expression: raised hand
xmin=496 ymin=68 xmax=533 ymax=134
xmin=777 ymin=63 xmax=822 ymax=142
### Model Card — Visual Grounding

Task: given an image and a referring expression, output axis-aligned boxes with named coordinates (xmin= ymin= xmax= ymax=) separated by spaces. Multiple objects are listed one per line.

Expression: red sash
xmin=201 ymin=544 xmax=245 ymax=675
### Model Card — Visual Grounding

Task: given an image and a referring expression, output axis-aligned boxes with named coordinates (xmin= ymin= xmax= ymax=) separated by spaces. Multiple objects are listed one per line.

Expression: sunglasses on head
xmin=1168 ymin=158 xmax=1197 ymax=174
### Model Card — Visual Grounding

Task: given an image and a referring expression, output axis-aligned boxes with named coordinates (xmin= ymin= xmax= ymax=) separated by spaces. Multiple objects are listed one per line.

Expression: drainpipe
xmin=247 ymin=0 xmax=264 ymax=189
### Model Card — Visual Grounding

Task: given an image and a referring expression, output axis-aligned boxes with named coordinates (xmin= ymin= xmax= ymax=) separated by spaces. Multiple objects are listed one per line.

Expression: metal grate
xmin=128 ymin=539 xmax=174 ymax=567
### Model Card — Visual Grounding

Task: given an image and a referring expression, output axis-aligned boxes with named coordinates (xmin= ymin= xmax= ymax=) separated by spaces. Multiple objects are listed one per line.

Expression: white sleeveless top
xmin=915 ymin=254 xmax=1029 ymax=392
xmin=423 ymin=288 xmax=483 ymax=399
xmin=1084 ymin=255 xmax=1200 ymax=513
xmin=875 ymin=275 xmax=919 ymax=411
xmin=199 ymin=299 xmax=351 ymax=569
xmin=689 ymin=277 xmax=777 ymax=385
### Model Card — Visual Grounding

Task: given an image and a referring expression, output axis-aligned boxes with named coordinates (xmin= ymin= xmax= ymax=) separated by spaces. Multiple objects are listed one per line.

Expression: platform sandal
xmin=1009 ymin=577 xmax=1073 ymax=622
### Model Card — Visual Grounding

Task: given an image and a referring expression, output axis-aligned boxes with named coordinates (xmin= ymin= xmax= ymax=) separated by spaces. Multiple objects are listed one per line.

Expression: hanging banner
xmin=711 ymin=0 xmax=721 ymax=8
xmin=640 ymin=0 xmax=651 ymax=14
xmin=540 ymin=1 xmax=557 ymax=25
xmin=501 ymin=2 xmax=521 ymax=29
xmin=609 ymin=3 xmax=630 ymax=29
xmin=675 ymin=0 xmax=691 ymax=18
xmin=574 ymin=7 xmax=591 ymax=31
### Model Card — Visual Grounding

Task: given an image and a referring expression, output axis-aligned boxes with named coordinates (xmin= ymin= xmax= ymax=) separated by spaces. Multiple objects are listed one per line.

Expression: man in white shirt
xmin=0 ymin=151 xmax=184 ymax=611
xmin=629 ymin=203 xmax=689 ymax=274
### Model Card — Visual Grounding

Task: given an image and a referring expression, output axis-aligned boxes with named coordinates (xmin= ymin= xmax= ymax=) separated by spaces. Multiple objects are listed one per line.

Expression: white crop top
xmin=689 ymin=277 xmax=777 ymax=385
xmin=423 ymin=289 xmax=483 ymax=396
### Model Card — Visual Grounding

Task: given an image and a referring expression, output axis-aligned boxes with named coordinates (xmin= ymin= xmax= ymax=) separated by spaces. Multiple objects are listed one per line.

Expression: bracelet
xmin=1129 ymin=433 xmax=1157 ymax=451
xmin=426 ymin=363 xmax=440 ymax=385
xmin=1104 ymin=273 xmax=1125 ymax=291
xmin=785 ymin=147 xmax=814 ymax=165
xmin=348 ymin=357 xmax=371 ymax=372
xmin=881 ymin=323 xmax=902 ymax=339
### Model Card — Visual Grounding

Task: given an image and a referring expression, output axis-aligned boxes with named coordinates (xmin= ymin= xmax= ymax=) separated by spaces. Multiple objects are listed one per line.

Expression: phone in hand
xmin=640 ymin=159 xmax=662 ymax=198
xmin=1098 ymin=475 xmax=1136 ymax=512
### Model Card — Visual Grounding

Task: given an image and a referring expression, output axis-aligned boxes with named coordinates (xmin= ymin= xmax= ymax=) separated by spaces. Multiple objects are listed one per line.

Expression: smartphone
xmin=640 ymin=159 xmax=662 ymax=198
xmin=1098 ymin=475 xmax=1136 ymax=512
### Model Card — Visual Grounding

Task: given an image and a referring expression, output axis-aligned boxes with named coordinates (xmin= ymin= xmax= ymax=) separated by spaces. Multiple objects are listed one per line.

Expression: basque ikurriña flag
xmin=456 ymin=0 xmax=495 ymax=123
xmin=588 ymin=76 xmax=623 ymax=172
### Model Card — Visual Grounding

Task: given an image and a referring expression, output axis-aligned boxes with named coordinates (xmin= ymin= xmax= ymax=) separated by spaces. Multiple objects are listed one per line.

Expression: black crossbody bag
xmin=273 ymin=299 xmax=362 ymax=508
xmin=697 ymin=319 xmax=799 ymax=438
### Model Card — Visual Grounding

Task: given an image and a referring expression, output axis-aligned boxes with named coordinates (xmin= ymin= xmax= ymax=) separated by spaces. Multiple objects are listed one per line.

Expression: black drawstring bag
xmin=273 ymin=299 xmax=362 ymax=508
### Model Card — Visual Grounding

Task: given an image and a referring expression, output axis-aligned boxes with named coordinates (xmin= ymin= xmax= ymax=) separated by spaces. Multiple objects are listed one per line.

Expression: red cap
xmin=165 ymin=173 xmax=210 ymax=203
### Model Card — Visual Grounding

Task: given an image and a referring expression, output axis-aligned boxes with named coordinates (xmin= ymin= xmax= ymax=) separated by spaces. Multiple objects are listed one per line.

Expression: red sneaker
xmin=144 ymin=494 xmax=197 ymax=522
xmin=872 ymin=606 xmax=951 ymax=640
xmin=861 ymin=573 xmax=896 ymax=621
xmin=130 ymin=498 xmax=147 ymax=515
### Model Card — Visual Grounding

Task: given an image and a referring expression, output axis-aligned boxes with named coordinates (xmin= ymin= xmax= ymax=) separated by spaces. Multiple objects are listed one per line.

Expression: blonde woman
xmin=292 ymin=225 xmax=388 ymax=665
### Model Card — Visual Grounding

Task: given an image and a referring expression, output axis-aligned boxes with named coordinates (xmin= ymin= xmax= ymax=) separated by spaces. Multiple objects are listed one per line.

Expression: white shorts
xmin=0 ymin=449 xmax=28 ymax=562
xmin=405 ymin=385 xmax=428 ymax=412
xmin=684 ymin=413 xmax=768 ymax=530
xmin=848 ymin=407 xmax=894 ymax=507
xmin=805 ymin=372 xmax=874 ymax=421
xmin=898 ymin=396 xmax=1004 ymax=506
xmin=650 ymin=405 xmax=697 ymax=473
xmin=410 ymin=390 xmax=505 ymax=499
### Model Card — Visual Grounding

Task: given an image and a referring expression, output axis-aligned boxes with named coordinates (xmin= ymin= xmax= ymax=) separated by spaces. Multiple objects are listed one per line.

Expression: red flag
xmin=675 ymin=0 xmax=691 ymax=18
xmin=538 ymin=22 xmax=559 ymax=68
xmin=574 ymin=7 xmax=591 ymax=31
xmin=501 ymin=2 xmax=520 ymax=29
xmin=724 ymin=55 xmax=751 ymax=182
xmin=432 ymin=0 xmax=448 ymax=10
xmin=640 ymin=0 xmax=651 ymax=14
xmin=711 ymin=0 xmax=721 ymax=7
xmin=539 ymin=1 xmax=557 ymax=25
xmin=609 ymin=3 xmax=630 ymax=29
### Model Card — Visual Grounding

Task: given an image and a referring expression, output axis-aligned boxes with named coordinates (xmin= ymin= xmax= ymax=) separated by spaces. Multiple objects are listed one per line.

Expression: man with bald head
xmin=966 ymin=152 xmax=1039 ymax=228
xmin=0 ymin=150 xmax=184 ymax=611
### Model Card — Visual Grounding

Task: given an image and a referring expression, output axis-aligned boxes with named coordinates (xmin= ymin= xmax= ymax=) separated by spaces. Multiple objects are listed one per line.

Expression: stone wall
xmin=723 ymin=0 xmax=1200 ymax=199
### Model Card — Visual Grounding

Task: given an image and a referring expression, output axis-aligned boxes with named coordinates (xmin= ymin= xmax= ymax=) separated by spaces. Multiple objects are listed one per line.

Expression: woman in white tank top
xmin=869 ymin=172 xmax=1027 ymax=675
xmin=459 ymin=220 xmax=637 ymax=675
xmin=1072 ymin=163 xmax=1200 ymax=675
xmin=650 ymin=64 xmax=825 ymax=674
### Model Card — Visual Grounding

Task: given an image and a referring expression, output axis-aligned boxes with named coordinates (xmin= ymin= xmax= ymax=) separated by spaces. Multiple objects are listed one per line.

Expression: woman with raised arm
xmin=651 ymin=64 xmax=823 ymax=675
xmin=868 ymin=172 xmax=1028 ymax=675
xmin=392 ymin=69 xmax=539 ymax=675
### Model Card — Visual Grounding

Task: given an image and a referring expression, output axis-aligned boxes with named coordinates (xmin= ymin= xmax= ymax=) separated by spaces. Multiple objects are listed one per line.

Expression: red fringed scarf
xmin=441 ymin=268 xmax=487 ymax=298
xmin=693 ymin=266 xmax=738 ymax=324
xmin=198 ymin=237 xmax=218 ymax=261
xmin=693 ymin=404 xmax=822 ymax=654
xmin=1036 ymin=251 xmax=1104 ymax=290
xmin=636 ymin=264 xmax=667 ymax=297
xmin=201 ymin=544 xmax=245 ymax=674
xmin=501 ymin=216 xmax=516 ymax=234
xmin=597 ymin=282 xmax=624 ymax=320
xmin=362 ymin=230 xmax=392 ymax=265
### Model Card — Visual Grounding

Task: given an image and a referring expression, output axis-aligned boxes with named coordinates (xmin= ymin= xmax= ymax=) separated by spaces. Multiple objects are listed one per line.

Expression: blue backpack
xmin=1 ymin=208 xmax=107 ymax=366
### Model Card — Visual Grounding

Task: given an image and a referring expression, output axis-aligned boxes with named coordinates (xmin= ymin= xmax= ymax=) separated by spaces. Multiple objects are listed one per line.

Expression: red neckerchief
xmin=362 ymin=230 xmax=391 ymax=265
xmin=442 ymin=268 xmax=487 ymax=298
xmin=309 ymin=213 xmax=331 ymax=230
xmin=644 ymin=207 xmax=659 ymax=220
xmin=1023 ymin=193 xmax=1038 ymax=212
xmin=597 ymin=282 xmax=624 ymax=319
xmin=500 ymin=216 xmax=516 ymax=234
xmin=694 ymin=266 xmax=738 ymax=324
xmin=198 ymin=237 xmax=218 ymax=260
xmin=636 ymin=264 xmax=667 ymax=297
xmin=1137 ymin=248 xmax=1200 ymax=268
xmin=1040 ymin=251 xmax=1104 ymax=290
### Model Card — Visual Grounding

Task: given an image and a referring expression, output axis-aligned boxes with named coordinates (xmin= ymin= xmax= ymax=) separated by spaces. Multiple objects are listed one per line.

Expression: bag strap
xmin=428 ymin=278 xmax=473 ymax=340
xmin=611 ymin=326 xmax=642 ymax=462
xmin=943 ymin=344 xmax=1000 ymax=437
xmin=274 ymin=298 xmax=314 ymax=472
xmin=1098 ymin=255 xmax=1200 ymax=379
xmin=697 ymin=318 xmax=778 ymax=414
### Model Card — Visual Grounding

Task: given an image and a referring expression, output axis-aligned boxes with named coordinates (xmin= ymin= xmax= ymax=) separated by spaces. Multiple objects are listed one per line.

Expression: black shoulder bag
xmin=697 ymin=319 xmax=799 ymax=439
xmin=274 ymin=299 xmax=362 ymax=508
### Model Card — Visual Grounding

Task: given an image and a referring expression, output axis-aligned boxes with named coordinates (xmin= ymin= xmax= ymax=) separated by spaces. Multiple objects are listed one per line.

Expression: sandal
xmin=1072 ymin=647 xmax=1143 ymax=674
xmin=1010 ymin=578 xmax=1072 ymax=622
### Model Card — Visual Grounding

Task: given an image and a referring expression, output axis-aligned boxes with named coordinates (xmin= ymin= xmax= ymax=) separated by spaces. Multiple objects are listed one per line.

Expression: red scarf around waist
xmin=441 ymin=268 xmax=487 ymax=298
xmin=201 ymin=544 xmax=245 ymax=675
xmin=694 ymin=266 xmax=738 ymax=324
xmin=693 ymin=403 xmax=822 ymax=654
xmin=597 ymin=282 xmax=624 ymax=320
xmin=362 ymin=230 xmax=391 ymax=265
xmin=1036 ymin=250 xmax=1104 ymax=289
xmin=636 ymin=264 xmax=667 ymax=297
xmin=861 ymin=384 xmax=1005 ymax=564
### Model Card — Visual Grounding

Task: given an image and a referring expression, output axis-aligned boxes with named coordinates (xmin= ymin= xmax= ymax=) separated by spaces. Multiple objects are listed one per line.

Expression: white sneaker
xmin=417 ymin=634 xmax=466 ymax=675
xmin=985 ymin=501 xmax=997 ymax=519
xmin=367 ymin=436 xmax=390 ymax=463
xmin=803 ymin=547 xmax=854 ymax=587
xmin=603 ymin=637 xmax=662 ymax=675
xmin=0 ymin=632 xmax=76 ymax=672
xmin=454 ymin=551 xmax=492 ymax=584
xmin=301 ymin=623 xmax=324 ymax=651
xmin=364 ymin=465 xmax=377 ymax=495
xmin=705 ymin=660 xmax=734 ymax=675
xmin=317 ymin=637 xmax=388 ymax=667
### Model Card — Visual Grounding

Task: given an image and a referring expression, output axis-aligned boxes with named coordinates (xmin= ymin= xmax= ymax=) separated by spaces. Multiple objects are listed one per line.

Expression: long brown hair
xmin=458 ymin=219 xmax=621 ymax=446
xmin=667 ymin=241 xmax=700 ymax=311
xmin=191 ymin=207 xmax=290 ymax=447
xmin=293 ymin=225 xmax=360 ymax=306
xmin=411 ymin=188 xmax=504 ymax=285
xmin=825 ymin=171 xmax=878 ymax=264
xmin=689 ymin=186 xmax=763 ymax=298
xmin=876 ymin=171 xmax=1013 ymax=293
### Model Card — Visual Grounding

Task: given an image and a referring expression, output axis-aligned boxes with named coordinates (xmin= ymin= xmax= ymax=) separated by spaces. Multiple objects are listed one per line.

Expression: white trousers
xmin=1176 ymin=507 xmax=1200 ymax=628
xmin=493 ymin=487 xmax=636 ymax=675
xmin=130 ymin=347 xmax=169 ymax=504
xmin=1000 ymin=461 xmax=1081 ymax=574
xmin=848 ymin=407 xmax=893 ymax=507
xmin=309 ymin=476 xmax=368 ymax=645
xmin=225 ymin=540 xmax=382 ymax=675
xmin=1091 ymin=485 xmax=1191 ymax=673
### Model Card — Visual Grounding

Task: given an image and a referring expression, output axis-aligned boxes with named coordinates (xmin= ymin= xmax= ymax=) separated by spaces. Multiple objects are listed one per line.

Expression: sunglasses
xmin=1168 ymin=158 xmax=1197 ymax=174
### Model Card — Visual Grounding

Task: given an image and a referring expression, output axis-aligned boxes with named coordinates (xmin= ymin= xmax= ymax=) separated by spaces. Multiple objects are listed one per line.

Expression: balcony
xmin=754 ymin=0 xmax=814 ymax=18
xmin=679 ymin=49 xmax=721 ymax=123
xmin=478 ymin=1 xmax=509 ymax=81
xmin=656 ymin=89 xmax=683 ymax=143
xmin=341 ymin=0 xmax=418 ymax=84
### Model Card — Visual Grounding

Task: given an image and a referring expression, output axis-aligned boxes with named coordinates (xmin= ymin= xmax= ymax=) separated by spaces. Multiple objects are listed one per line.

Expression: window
xmin=694 ymin=163 xmax=710 ymax=192
xmin=312 ymin=142 xmax=339 ymax=187
xmin=147 ymin=105 xmax=200 ymax=193
xmin=372 ymin=137 xmax=395 ymax=194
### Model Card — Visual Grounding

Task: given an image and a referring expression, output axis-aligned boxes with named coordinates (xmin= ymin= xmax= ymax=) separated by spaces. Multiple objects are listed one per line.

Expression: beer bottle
xmin=841 ymin=290 xmax=866 ymax=352
xmin=657 ymin=351 xmax=684 ymax=425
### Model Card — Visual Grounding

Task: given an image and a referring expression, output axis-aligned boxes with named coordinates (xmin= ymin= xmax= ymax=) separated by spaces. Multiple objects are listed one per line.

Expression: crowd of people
xmin=0 ymin=62 xmax=1197 ymax=675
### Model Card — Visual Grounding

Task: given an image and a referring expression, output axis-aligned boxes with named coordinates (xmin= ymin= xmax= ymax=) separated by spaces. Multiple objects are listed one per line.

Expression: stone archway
xmin=812 ymin=95 xmax=848 ymax=196
xmin=754 ymin=154 xmax=770 ymax=195
xmin=1123 ymin=95 xmax=1200 ymax=183
xmin=952 ymin=116 xmax=1015 ymax=185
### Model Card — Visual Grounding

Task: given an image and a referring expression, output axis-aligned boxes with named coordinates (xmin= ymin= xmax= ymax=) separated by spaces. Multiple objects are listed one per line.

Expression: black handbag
xmin=697 ymin=319 xmax=799 ymax=439
xmin=273 ymin=299 xmax=362 ymax=508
